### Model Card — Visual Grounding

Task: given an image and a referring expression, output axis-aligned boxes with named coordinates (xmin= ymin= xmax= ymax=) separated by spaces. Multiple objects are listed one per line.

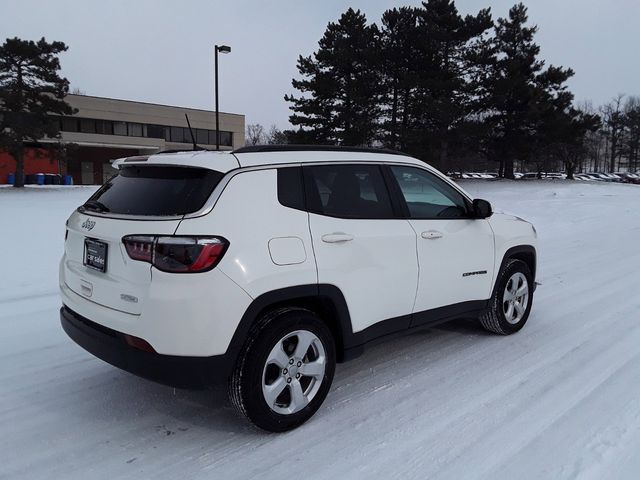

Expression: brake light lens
xmin=123 ymin=235 xmax=154 ymax=262
xmin=122 ymin=235 xmax=228 ymax=273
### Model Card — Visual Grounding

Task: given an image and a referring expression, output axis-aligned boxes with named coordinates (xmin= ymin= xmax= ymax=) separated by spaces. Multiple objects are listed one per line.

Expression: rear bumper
xmin=60 ymin=305 xmax=234 ymax=389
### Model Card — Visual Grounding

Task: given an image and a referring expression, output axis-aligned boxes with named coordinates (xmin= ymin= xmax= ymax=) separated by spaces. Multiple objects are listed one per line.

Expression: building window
xmin=128 ymin=123 xmax=143 ymax=137
xmin=219 ymin=131 xmax=232 ymax=146
xmin=113 ymin=122 xmax=127 ymax=136
xmin=170 ymin=126 xmax=184 ymax=143
xmin=196 ymin=128 xmax=208 ymax=145
xmin=147 ymin=124 xmax=164 ymax=139
xmin=95 ymin=120 xmax=113 ymax=135
xmin=208 ymin=130 xmax=233 ymax=146
xmin=61 ymin=117 xmax=79 ymax=132
xmin=80 ymin=118 xmax=96 ymax=133
xmin=53 ymin=115 xmax=236 ymax=146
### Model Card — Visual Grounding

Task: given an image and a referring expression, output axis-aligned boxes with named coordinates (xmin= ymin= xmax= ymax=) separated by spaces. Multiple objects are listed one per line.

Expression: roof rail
xmin=155 ymin=148 xmax=214 ymax=155
xmin=232 ymin=144 xmax=405 ymax=156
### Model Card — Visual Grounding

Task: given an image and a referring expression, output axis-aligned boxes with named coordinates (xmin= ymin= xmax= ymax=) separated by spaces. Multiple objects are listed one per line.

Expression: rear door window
xmin=304 ymin=164 xmax=394 ymax=219
xmin=277 ymin=166 xmax=305 ymax=211
xmin=82 ymin=166 xmax=224 ymax=216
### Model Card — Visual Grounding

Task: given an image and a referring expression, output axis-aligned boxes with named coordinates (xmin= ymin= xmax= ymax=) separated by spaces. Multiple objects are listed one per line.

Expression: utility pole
xmin=214 ymin=44 xmax=231 ymax=150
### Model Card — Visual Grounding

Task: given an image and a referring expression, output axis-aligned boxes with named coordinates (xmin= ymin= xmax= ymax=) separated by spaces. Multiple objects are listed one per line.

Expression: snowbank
xmin=1 ymin=181 xmax=639 ymax=479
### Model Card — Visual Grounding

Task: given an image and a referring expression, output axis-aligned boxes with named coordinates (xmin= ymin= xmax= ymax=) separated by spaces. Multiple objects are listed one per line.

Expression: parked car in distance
xmin=587 ymin=172 xmax=615 ymax=182
xmin=616 ymin=172 xmax=640 ymax=184
xmin=576 ymin=173 xmax=600 ymax=181
xmin=59 ymin=145 xmax=538 ymax=432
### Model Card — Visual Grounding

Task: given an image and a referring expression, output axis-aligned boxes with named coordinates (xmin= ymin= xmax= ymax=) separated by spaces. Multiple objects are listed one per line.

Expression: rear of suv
xmin=60 ymin=146 xmax=537 ymax=432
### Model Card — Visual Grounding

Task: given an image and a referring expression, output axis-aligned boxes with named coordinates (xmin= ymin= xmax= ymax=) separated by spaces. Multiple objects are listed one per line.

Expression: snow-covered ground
xmin=1 ymin=181 xmax=640 ymax=479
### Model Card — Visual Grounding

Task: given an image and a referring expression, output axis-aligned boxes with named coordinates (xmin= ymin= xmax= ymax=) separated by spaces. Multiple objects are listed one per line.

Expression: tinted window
xmin=147 ymin=124 xmax=164 ymax=139
xmin=113 ymin=122 xmax=127 ymax=136
xmin=305 ymin=164 xmax=393 ymax=219
xmin=196 ymin=128 xmax=208 ymax=145
xmin=95 ymin=120 xmax=113 ymax=135
xmin=390 ymin=165 xmax=469 ymax=219
xmin=278 ymin=167 xmax=305 ymax=210
xmin=128 ymin=123 xmax=143 ymax=137
xmin=80 ymin=118 xmax=96 ymax=133
xmin=61 ymin=118 xmax=79 ymax=132
xmin=219 ymin=131 xmax=232 ymax=146
xmin=170 ymin=126 xmax=184 ymax=143
xmin=83 ymin=166 xmax=224 ymax=216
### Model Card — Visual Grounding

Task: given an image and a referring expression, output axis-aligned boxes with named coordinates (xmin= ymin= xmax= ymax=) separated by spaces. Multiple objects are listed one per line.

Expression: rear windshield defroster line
xmin=81 ymin=166 xmax=224 ymax=216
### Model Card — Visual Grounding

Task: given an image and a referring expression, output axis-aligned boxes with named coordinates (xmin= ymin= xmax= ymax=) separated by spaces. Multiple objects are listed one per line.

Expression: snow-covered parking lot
xmin=1 ymin=180 xmax=640 ymax=479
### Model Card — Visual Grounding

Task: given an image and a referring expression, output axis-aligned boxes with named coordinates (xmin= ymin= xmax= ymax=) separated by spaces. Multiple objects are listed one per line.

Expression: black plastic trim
xmin=60 ymin=305 xmax=233 ymax=389
xmin=62 ymin=282 xmax=493 ymax=390
xmin=496 ymin=245 xmax=537 ymax=293
xmin=276 ymin=166 xmax=306 ymax=212
xmin=233 ymin=144 xmax=405 ymax=156
xmin=227 ymin=285 xmax=489 ymax=364
xmin=410 ymin=300 xmax=488 ymax=328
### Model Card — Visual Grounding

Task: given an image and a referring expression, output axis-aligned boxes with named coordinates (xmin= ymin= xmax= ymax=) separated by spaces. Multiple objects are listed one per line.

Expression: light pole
xmin=214 ymin=44 xmax=231 ymax=150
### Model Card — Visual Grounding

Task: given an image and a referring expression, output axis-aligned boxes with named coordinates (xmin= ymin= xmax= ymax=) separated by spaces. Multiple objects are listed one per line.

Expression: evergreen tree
xmin=412 ymin=0 xmax=493 ymax=169
xmin=378 ymin=7 xmax=421 ymax=150
xmin=484 ymin=4 xmax=575 ymax=178
xmin=0 ymin=37 xmax=75 ymax=187
xmin=285 ymin=8 xmax=381 ymax=146
xmin=623 ymin=97 xmax=640 ymax=172
xmin=538 ymin=103 xmax=600 ymax=178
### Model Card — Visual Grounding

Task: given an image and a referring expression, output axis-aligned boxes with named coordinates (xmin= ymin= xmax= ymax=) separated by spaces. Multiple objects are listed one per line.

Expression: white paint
xmin=268 ymin=237 xmax=307 ymax=265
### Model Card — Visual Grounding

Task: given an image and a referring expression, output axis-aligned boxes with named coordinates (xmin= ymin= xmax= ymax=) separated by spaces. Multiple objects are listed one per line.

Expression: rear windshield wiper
xmin=83 ymin=200 xmax=110 ymax=213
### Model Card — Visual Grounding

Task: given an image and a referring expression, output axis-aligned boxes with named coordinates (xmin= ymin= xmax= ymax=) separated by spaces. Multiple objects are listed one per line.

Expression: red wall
xmin=0 ymin=148 xmax=60 ymax=183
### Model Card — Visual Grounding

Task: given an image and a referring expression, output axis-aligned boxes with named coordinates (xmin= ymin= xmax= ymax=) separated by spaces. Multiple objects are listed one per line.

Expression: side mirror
xmin=472 ymin=198 xmax=493 ymax=219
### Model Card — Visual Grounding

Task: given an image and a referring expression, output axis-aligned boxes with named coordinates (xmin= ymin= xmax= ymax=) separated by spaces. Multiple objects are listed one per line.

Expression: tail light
xmin=122 ymin=235 xmax=228 ymax=273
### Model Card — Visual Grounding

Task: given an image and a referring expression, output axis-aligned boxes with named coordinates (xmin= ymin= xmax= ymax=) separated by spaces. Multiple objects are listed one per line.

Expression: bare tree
xmin=266 ymin=125 xmax=288 ymax=144
xmin=577 ymin=100 xmax=603 ymax=172
xmin=245 ymin=123 xmax=266 ymax=146
xmin=601 ymin=94 xmax=625 ymax=172
xmin=623 ymin=96 xmax=640 ymax=172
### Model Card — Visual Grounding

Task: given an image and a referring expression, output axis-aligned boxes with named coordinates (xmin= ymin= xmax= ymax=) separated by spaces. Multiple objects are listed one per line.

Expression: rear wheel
xmin=480 ymin=259 xmax=533 ymax=335
xmin=229 ymin=307 xmax=336 ymax=432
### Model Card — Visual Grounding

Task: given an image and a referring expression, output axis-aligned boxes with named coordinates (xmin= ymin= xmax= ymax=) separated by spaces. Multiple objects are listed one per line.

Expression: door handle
xmin=321 ymin=233 xmax=354 ymax=243
xmin=421 ymin=230 xmax=443 ymax=240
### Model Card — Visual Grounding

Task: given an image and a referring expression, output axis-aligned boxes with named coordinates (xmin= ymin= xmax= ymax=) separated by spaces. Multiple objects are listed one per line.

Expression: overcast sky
xmin=2 ymin=0 xmax=638 ymax=129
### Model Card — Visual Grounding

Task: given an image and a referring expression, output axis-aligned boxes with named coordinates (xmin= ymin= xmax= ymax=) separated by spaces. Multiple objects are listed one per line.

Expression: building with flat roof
xmin=0 ymin=94 xmax=245 ymax=185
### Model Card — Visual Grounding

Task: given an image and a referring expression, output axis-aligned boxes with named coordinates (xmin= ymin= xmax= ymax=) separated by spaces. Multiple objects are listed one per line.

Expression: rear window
xmin=82 ymin=166 xmax=224 ymax=216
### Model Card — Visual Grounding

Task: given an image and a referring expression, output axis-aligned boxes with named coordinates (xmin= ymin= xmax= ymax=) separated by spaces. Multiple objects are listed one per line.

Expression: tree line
xmin=279 ymin=1 xmax=639 ymax=178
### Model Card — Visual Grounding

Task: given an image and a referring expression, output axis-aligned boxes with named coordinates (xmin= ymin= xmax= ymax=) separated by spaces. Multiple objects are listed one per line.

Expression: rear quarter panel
xmin=175 ymin=168 xmax=317 ymax=298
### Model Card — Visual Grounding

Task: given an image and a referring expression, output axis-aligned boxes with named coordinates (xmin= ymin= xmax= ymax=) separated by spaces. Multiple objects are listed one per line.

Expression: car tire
xmin=228 ymin=307 xmax=336 ymax=432
xmin=480 ymin=259 xmax=534 ymax=335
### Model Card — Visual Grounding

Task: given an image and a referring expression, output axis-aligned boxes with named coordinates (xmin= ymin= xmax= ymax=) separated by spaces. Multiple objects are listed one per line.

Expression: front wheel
xmin=228 ymin=308 xmax=336 ymax=432
xmin=480 ymin=259 xmax=534 ymax=335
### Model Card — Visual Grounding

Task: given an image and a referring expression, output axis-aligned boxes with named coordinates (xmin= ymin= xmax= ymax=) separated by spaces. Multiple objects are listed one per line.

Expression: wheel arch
xmin=227 ymin=284 xmax=353 ymax=364
xmin=494 ymin=245 xmax=537 ymax=295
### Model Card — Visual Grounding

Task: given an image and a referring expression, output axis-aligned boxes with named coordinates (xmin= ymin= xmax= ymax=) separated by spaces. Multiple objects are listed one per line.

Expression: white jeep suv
xmin=60 ymin=145 xmax=537 ymax=431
